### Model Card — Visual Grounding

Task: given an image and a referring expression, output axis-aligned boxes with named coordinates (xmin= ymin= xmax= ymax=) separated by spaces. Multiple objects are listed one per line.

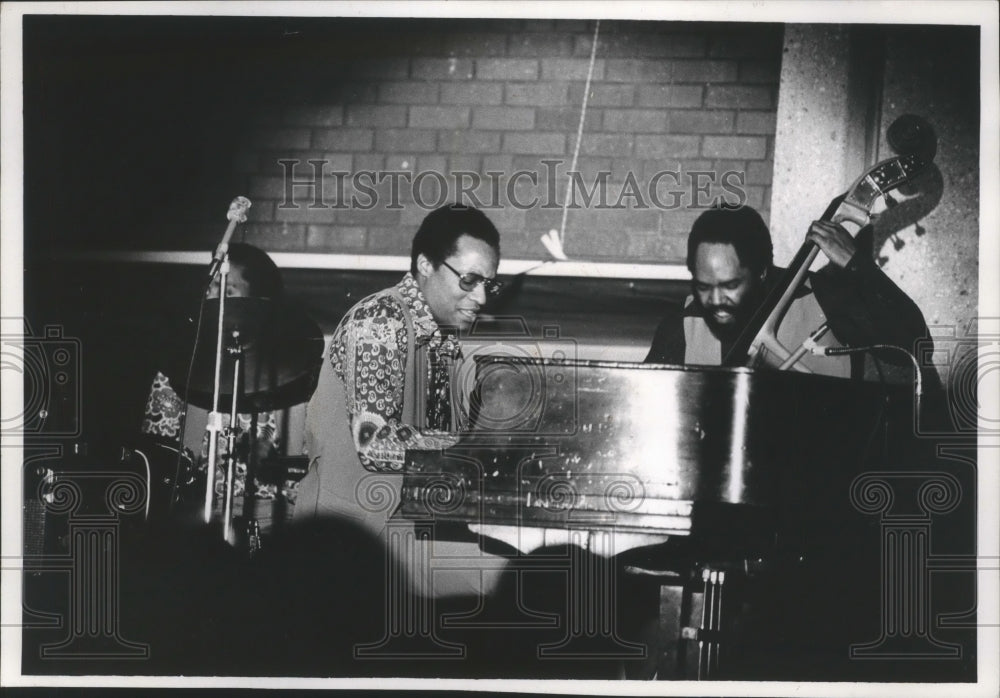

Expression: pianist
xmin=294 ymin=203 xmax=507 ymax=599
xmin=644 ymin=203 xmax=928 ymax=380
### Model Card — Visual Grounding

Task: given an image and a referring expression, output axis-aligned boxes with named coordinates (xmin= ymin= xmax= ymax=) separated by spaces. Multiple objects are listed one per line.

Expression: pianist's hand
xmin=807 ymin=219 xmax=856 ymax=269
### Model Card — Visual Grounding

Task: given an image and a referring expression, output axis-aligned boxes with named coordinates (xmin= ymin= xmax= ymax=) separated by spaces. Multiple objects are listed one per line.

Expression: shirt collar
xmin=395 ymin=272 xmax=438 ymax=341
xmin=396 ymin=272 xmax=462 ymax=356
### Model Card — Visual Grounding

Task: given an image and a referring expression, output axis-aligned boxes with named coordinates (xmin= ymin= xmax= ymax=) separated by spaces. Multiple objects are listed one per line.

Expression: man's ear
xmin=759 ymin=267 xmax=768 ymax=283
xmin=416 ymin=253 xmax=434 ymax=278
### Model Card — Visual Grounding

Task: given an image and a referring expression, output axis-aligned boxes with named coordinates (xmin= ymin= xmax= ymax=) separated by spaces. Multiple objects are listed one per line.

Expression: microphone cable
xmin=809 ymin=341 xmax=923 ymax=421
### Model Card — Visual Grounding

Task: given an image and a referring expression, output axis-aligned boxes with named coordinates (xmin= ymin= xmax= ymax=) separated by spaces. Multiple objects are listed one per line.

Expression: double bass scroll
xmin=724 ymin=119 xmax=935 ymax=372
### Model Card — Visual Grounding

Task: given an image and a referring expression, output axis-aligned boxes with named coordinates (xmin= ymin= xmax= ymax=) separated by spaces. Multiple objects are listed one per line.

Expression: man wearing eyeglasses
xmin=294 ymin=203 xmax=505 ymax=600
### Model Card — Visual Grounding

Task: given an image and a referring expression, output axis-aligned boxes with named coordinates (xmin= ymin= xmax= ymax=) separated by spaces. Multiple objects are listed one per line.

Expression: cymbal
xmin=168 ymin=297 xmax=325 ymax=412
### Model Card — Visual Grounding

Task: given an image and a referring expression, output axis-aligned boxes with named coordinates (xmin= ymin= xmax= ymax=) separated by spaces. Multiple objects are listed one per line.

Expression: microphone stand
xmin=200 ymin=196 xmax=251 ymax=534
xmin=221 ymin=337 xmax=243 ymax=545
xmin=203 ymin=257 xmax=230 ymax=525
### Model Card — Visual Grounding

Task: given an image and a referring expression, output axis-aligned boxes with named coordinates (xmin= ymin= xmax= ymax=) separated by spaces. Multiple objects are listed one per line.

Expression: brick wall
xmin=235 ymin=19 xmax=783 ymax=264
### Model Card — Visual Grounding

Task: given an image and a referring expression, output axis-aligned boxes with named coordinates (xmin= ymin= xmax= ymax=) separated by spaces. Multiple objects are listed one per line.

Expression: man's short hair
xmin=227 ymin=242 xmax=284 ymax=298
xmin=410 ymin=204 xmax=500 ymax=274
xmin=686 ymin=204 xmax=774 ymax=275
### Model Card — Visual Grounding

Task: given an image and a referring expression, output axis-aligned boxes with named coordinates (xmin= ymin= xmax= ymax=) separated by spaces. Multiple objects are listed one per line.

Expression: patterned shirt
xmin=141 ymin=371 xmax=288 ymax=501
xmin=329 ymin=272 xmax=459 ymax=472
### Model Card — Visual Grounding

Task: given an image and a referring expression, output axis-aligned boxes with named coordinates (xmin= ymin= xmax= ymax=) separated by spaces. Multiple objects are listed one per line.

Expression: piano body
xmin=404 ymin=356 xmax=895 ymax=556
xmin=401 ymin=357 xmax=902 ymax=679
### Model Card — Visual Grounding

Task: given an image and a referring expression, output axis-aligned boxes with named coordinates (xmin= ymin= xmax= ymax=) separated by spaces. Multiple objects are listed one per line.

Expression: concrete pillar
xmin=875 ymin=26 xmax=979 ymax=331
xmin=770 ymin=25 xmax=877 ymax=266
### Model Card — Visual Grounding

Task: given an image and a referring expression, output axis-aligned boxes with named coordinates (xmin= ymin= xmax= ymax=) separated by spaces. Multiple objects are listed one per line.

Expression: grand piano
xmin=405 ymin=355 xmax=896 ymax=548
xmin=401 ymin=355 xmax=905 ymax=678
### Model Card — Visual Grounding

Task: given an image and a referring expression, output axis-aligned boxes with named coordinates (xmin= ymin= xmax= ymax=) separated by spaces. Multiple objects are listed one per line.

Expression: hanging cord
xmin=168 ymin=286 xmax=212 ymax=512
xmin=540 ymin=19 xmax=601 ymax=263
xmin=169 ymin=272 xmax=224 ymax=513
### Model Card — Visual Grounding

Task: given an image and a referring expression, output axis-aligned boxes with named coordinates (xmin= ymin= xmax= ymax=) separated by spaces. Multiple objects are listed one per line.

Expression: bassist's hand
xmin=807 ymin=219 xmax=856 ymax=269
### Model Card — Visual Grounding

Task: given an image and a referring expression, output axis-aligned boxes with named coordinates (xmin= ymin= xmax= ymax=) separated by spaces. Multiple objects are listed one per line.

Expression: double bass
xmin=725 ymin=114 xmax=936 ymax=372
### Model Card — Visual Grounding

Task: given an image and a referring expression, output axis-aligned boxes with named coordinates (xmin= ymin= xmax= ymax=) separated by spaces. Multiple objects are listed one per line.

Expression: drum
xmin=119 ymin=434 xmax=200 ymax=523
xmin=24 ymin=436 xmax=199 ymax=555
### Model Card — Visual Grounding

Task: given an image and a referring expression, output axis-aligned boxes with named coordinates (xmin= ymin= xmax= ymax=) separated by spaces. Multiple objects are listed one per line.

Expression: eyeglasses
xmin=441 ymin=261 xmax=504 ymax=296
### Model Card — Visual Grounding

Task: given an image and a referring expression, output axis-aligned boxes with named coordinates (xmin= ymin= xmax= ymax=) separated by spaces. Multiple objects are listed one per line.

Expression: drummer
xmin=140 ymin=242 xmax=291 ymax=512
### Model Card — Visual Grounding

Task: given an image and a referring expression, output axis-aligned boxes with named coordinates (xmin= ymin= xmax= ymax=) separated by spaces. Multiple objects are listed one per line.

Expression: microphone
xmin=207 ymin=196 xmax=252 ymax=279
